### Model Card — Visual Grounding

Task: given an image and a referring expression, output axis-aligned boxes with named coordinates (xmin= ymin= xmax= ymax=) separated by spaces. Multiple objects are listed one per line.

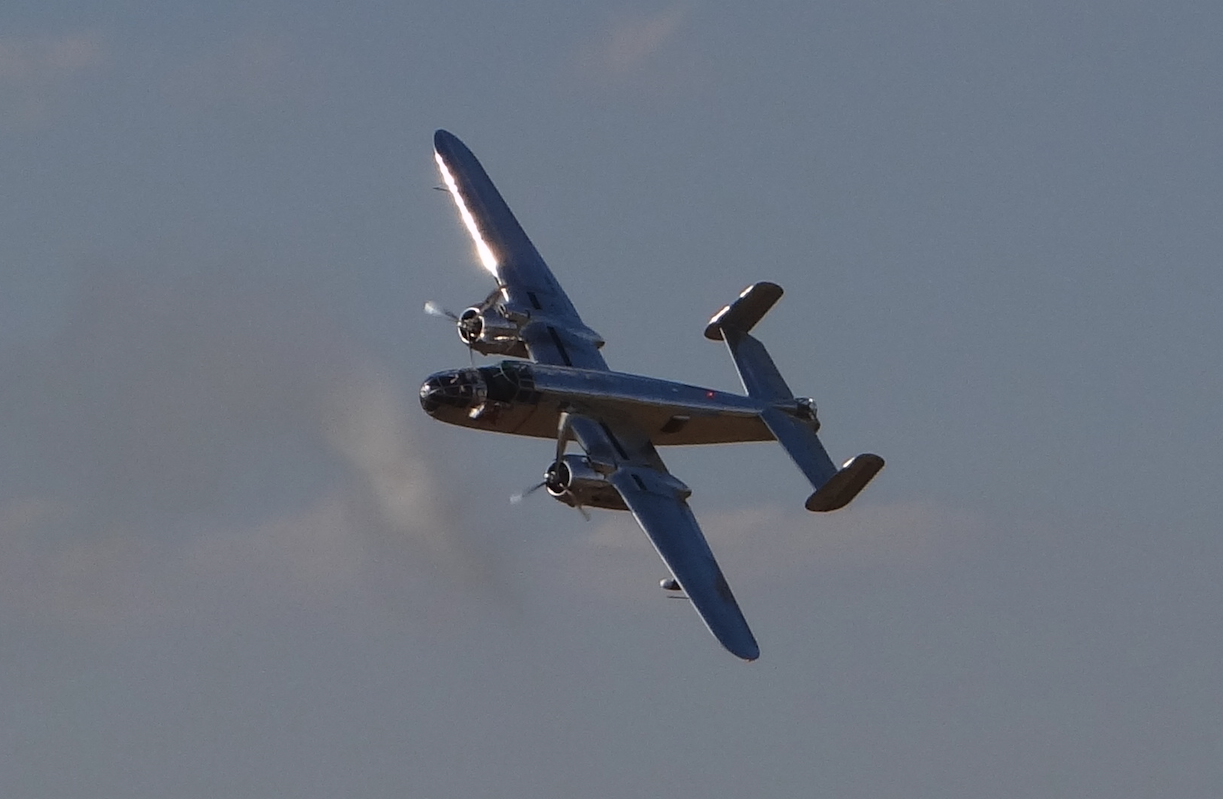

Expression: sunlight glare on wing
xmin=434 ymin=152 xmax=499 ymax=275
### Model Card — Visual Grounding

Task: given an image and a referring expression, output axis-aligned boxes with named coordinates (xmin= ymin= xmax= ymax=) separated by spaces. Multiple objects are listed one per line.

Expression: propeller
xmin=554 ymin=410 xmax=573 ymax=467
xmin=424 ymin=301 xmax=477 ymax=366
xmin=509 ymin=409 xmax=591 ymax=520
xmin=510 ymin=479 xmax=546 ymax=505
xmin=423 ymin=300 xmax=459 ymax=321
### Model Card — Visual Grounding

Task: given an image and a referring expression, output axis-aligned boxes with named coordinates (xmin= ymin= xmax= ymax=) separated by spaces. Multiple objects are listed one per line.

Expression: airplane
xmin=420 ymin=130 xmax=884 ymax=660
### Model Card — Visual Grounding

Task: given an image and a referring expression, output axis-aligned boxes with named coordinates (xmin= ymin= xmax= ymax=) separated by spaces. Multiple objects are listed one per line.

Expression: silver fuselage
xmin=420 ymin=360 xmax=775 ymax=445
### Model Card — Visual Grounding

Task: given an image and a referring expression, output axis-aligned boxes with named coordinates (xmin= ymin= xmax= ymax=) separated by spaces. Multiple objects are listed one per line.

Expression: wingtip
xmin=433 ymin=129 xmax=465 ymax=157
xmin=723 ymin=633 xmax=760 ymax=661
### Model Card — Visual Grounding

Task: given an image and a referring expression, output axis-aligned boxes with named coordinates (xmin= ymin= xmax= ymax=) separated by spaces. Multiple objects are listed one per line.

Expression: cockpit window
xmin=479 ymin=362 xmax=540 ymax=404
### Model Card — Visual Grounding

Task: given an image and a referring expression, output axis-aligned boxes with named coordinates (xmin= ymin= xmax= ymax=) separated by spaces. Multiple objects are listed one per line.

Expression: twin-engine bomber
xmin=421 ymin=130 xmax=883 ymax=660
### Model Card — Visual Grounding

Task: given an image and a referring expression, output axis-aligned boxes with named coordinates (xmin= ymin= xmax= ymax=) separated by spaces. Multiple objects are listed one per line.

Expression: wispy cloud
xmin=0 ymin=31 xmax=107 ymax=124
xmin=163 ymin=31 xmax=315 ymax=111
xmin=553 ymin=498 xmax=980 ymax=600
xmin=570 ymin=5 xmax=696 ymax=89
xmin=0 ymin=253 xmax=504 ymax=626
xmin=700 ymin=500 xmax=981 ymax=574
xmin=321 ymin=362 xmax=512 ymax=596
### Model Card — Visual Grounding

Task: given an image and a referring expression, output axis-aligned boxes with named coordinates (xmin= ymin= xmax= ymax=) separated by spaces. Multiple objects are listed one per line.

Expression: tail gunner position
xmin=421 ymin=130 xmax=883 ymax=660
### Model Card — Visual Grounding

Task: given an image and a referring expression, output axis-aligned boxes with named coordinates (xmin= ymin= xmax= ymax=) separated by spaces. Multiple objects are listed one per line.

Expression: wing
xmin=566 ymin=414 xmax=760 ymax=661
xmin=433 ymin=130 xmax=607 ymax=370
xmin=610 ymin=469 xmax=760 ymax=661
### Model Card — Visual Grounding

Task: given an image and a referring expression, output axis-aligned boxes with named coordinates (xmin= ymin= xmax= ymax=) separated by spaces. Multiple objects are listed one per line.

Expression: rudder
xmin=705 ymin=282 xmax=792 ymax=402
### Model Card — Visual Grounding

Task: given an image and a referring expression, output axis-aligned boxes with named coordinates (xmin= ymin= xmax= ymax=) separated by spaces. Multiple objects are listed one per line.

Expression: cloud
xmin=0 ymin=31 xmax=107 ymax=124
xmin=571 ymin=5 xmax=695 ymax=88
xmin=0 ymin=244 xmax=966 ymax=627
xmin=321 ymin=361 xmax=514 ymax=596
xmin=0 ymin=252 xmax=505 ymax=626
xmin=553 ymin=498 xmax=980 ymax=599
xmin=0 ymin=31 xmax=106 ymax=86
xmin=701 ymin=499 xmax=982 ymax=573
xmin=163 ymin=32 xmax=315 ymax=111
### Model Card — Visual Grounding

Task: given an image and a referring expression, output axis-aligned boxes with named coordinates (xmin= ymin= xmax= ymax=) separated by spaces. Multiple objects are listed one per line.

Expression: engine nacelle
xmin=545 ymin=454 xmax=628 ymax=511
xmin=457 ymin=306 xmax=529 ymax=358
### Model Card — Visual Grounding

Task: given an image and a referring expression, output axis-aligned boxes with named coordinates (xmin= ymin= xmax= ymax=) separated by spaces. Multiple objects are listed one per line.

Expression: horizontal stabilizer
xmin=759 ymin=406 xmax=836 ymax=488
xmin=805 ymin=453 xmax=885 ymax=512
xmin=760 ymin=408 xmax=883 ymax=512
xmin=704 ymin=282 xmax=784 ymax=341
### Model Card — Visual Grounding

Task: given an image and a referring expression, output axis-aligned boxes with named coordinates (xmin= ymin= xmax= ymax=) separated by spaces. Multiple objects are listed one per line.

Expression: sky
xmin=1 ymin=2 xmax=1221 ymax=797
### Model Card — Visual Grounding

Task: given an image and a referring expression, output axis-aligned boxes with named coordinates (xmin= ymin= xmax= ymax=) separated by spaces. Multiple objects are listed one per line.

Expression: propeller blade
xmin=510 ymin=480 xmax=547 ymax=504
xmin=424 ymin=301 xmax=459 ymax=321
xmin=555 ymin=410 xmax=573 ymax=466
xmin=516 ymin=419 xmax=591 ymax=521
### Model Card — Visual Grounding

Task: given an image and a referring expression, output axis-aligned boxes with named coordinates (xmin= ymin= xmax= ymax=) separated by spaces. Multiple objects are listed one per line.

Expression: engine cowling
xmin=545 ymin=454 xmax=628 ymax=511
xmin=457 ymin=306 xmax=529 ymax=358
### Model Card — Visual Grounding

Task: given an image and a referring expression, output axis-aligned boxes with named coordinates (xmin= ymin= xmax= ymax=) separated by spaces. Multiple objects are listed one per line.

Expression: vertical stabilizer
xmin=704 ymin=282 xmax=792 ymax=401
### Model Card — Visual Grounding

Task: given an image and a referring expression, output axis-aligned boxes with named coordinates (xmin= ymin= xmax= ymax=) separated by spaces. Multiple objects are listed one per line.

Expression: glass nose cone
xmin=419 ymin=371 xmax=482 ymax=415
xmin=419 ymin=378 xmax=444 ymax=413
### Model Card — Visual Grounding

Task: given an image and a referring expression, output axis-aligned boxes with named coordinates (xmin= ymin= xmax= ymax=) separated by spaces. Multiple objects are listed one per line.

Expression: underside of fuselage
xmin=419 ymin=361 xmax=774 ymax=445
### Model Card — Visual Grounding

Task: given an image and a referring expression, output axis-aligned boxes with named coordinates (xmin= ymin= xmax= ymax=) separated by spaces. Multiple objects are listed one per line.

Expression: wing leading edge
xmin=432 ymin=130 xmax=606 ymax=370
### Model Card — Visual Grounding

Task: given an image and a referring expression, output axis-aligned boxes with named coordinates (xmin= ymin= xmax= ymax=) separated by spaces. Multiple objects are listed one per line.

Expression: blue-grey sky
xmin=2 ymin=2 xmax=1221 ymax=797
